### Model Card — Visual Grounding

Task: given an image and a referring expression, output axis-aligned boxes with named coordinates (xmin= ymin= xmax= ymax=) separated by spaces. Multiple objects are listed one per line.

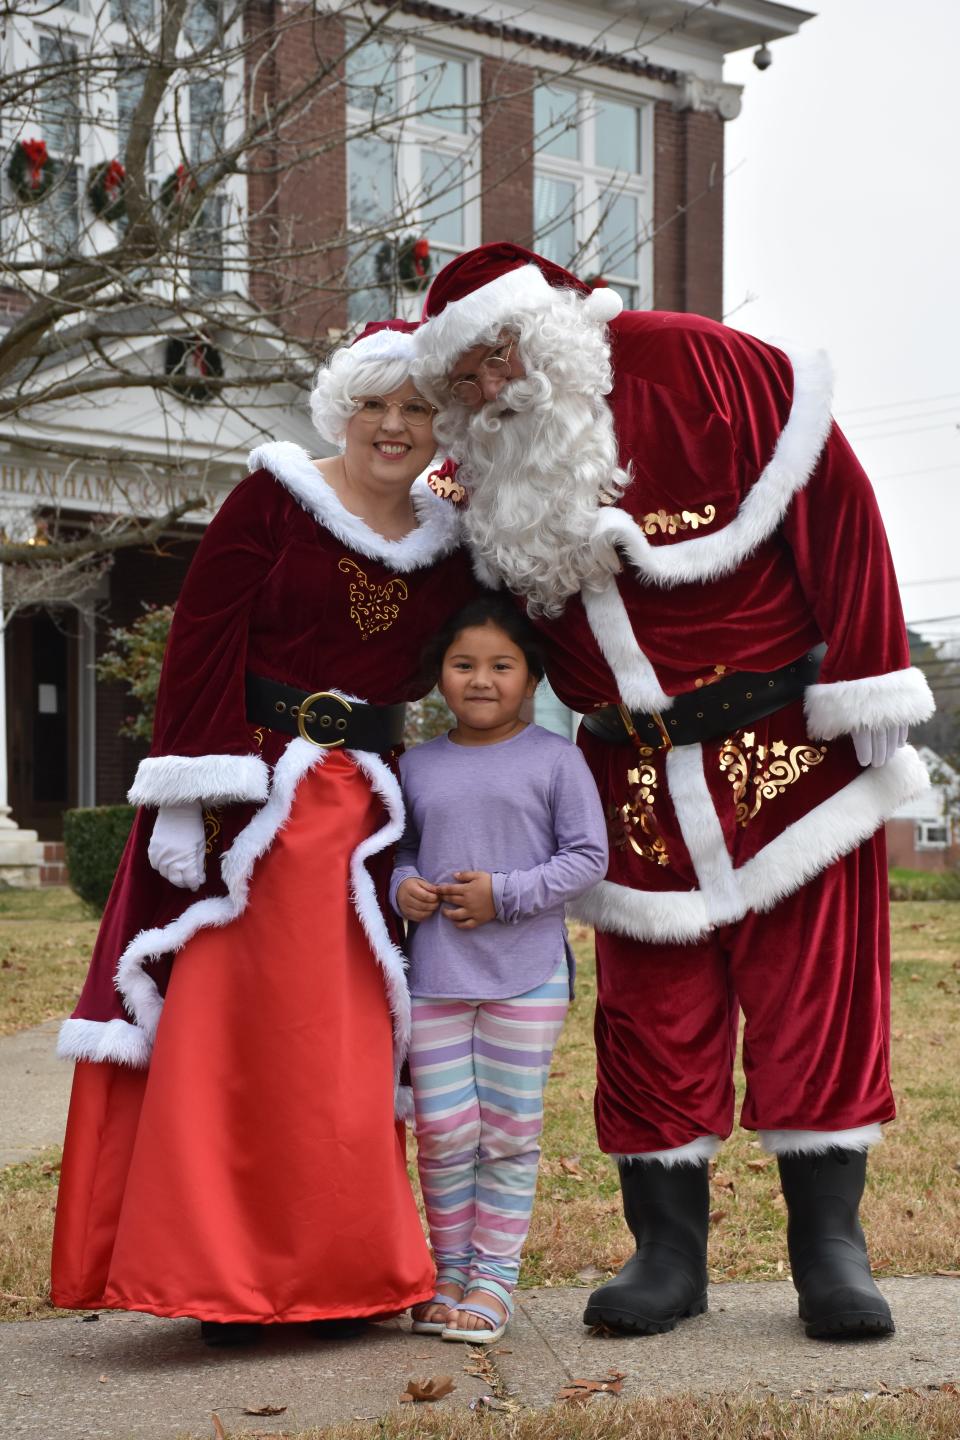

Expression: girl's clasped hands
xmin=397 ymin=869 xmax=495 ymax=928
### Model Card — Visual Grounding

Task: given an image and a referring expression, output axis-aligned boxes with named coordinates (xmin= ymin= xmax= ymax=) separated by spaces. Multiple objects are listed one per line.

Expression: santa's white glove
xmin=852 ymin=724 xmax=908 ymax=768
xmin=147 ymin=803 xmax=206 ymax=890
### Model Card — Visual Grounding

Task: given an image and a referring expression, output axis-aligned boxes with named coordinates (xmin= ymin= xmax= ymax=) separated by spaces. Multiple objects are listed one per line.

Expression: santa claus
xmin=413 ymin=243 xmax=934 ymax=1340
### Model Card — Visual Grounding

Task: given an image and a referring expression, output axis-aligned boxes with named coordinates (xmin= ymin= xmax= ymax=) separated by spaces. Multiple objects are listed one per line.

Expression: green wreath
xmin=159 ymin=163 xmax=196 ymax=212
xmin=8 ymin=138 xmax=56 ymax=204
xmin=164 ymin=336 xmax=223 ymax=403
xmin=87 ymin=159 xmax=127 ymax=223
xmin=375 ymin=234 xmax=432 ymax=293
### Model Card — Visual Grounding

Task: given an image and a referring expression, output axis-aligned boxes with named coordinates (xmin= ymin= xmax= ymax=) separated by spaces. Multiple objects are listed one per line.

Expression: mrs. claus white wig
xmin=309 ymin=321 xmax=420 ymax=448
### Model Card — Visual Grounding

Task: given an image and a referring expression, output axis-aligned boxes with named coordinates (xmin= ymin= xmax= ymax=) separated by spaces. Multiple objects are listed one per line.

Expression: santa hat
xmin=348 ymin=317 xmax=419 ymax=363
xmin=416 ymin=243 xmax=623 ymax=371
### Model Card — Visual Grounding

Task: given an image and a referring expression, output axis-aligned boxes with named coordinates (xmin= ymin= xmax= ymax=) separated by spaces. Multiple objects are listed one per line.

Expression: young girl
xmin=391 ymin=595 xmax=608 ymax=1344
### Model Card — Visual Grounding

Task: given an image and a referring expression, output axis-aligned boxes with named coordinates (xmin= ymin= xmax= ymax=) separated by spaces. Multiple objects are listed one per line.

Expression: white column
xmin=0 ymin=566 xmax=42 ymax=883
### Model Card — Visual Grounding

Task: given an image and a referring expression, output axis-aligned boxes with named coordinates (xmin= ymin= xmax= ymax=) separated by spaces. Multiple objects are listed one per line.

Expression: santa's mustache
xmin=468 ymin=373 xmax=553 ymax=432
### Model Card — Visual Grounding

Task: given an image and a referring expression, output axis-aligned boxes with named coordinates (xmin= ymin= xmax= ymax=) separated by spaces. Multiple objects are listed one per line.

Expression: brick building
xmin=0 ymin=0 xmax=811 ymax=871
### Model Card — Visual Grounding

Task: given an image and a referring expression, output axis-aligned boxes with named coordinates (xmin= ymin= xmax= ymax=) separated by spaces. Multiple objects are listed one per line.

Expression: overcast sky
xmin=722 ymin=0 xmax=960 ymax=654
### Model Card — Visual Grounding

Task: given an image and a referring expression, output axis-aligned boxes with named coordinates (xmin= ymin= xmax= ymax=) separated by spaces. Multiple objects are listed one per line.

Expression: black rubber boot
xmin=583 ymin=1159 xmax=709 ymax=1334
xmin=199 ymin=1320 xmax=262 ymax=1346
xmin=778 ymin=1147 xmax=894 ymax=1340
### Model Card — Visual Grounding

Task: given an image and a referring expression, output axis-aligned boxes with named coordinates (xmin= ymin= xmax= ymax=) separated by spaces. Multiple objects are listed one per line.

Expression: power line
xmin=847 ymin=405 xmax=960 ymax=432
xmin=847 ymin=419 xmax=959 ymax=443
xmin=873 ymin=463 xmax=959 ymax=484
xmin=899 ymin=576 xmax=960 ymax=588
xmin=838 ymin=389 xmax=960 ymax=418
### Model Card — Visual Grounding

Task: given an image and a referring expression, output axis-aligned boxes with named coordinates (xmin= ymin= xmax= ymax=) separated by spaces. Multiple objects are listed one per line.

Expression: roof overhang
xmin=602 ymin=0 xmax=814 ymax=53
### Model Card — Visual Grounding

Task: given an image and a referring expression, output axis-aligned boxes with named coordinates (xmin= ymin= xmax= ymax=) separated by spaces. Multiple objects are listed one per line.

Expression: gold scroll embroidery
xmin=719 ymin=730 xmax=827 ymax=827
xmin=202 ymin=807 xmax=222 ymax=856
xmin=338 ymin=557 xmax=409 ymax=640
xmin=607 ymin=758 xmax=670 ymax=865
xmin=642 ymin=504 xmax=716 ymax=536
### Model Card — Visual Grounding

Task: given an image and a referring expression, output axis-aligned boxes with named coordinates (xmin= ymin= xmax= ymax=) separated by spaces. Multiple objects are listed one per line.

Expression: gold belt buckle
xmin=296 ymin=690 xmax=353 ymax=747
xmin=617 ymin=703 xmax=673 ymax=753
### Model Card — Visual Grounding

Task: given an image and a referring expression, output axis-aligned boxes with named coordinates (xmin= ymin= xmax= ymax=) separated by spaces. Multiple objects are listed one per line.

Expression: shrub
xmin=63 ymin=806 xmax=136 ymax=913
xmin=95 ymin=603 xmax=173 ymax=743
xmin=888 ymin=866 xmax=960 ymax=902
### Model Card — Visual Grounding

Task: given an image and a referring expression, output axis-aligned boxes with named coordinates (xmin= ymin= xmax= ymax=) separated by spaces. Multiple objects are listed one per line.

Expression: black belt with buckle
xmin=582 ymin=645 xmax=825 ymax=750
xmin=245 ymin=672 xmax=406 ymax=751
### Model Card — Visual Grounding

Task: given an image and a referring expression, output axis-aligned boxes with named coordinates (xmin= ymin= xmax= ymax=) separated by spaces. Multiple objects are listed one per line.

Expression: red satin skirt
xmin=52 ymin=755 xmax=434 ymax=1323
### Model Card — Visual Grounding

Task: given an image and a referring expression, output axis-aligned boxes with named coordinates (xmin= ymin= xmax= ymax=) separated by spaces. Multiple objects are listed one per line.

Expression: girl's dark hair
xmin=422 ymin=593 xmax=546 ymax=686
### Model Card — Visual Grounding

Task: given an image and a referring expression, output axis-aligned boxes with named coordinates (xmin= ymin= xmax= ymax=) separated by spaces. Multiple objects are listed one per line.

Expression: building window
xmin=188 ymin=76 xmax=224 ymax=293
xmin=36 ymin=32 xmax=81 ymax=256
xmin=916 ymin=820 xmax=950 ymax=850
xmin=345 ymin=29 xmax=478 ymax=326
xmin=533 ymin=82 xmax=651 ymax=309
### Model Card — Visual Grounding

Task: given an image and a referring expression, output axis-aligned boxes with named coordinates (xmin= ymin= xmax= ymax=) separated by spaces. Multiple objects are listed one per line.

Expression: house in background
xmin=886 ymin=746 xmax=959 ymax=872
xmin=0 ymin=0 xmax=813 ymax=875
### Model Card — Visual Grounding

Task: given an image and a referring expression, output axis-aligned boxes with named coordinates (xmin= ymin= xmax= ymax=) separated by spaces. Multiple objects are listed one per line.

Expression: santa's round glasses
xmin=351 ymin=396 xmax=436 ymax=426
xmin=449 ymin=339 xmax=515 ymax=406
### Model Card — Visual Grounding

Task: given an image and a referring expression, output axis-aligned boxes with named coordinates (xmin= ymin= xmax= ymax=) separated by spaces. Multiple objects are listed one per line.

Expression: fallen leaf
xmin=747 ymin=1158 xmax=772 ymax=1172
xmin=560 ymin=1156 xmax=586 ymax=1179
xmin=212 ymin=1416 xmax=227 ymax=1440
xmin=712 ymin=1171 xmax=736 ymax=1192
xmin=935 ymin=1270 xmax=960 ymax=1278
xmin=243 ymin=1405 xmax=287 ymax=1417
xmin=98 ymin=1375 xmax=108 ymax=1384
xmin=909 ymin=973 xmax=921 ymax=982
xmin=575 ymin=1265 xmax=606 ymax=1284
xmin=558 ymin=1370 xmax=626 ymax=1403
xmin=469 ymin=1395 xmax=515 ymax=1412
xmin=709 ymin=1209 xmax=726 ymax=1224
xmin=399 ymin=1375 xmax=455 ymax=1404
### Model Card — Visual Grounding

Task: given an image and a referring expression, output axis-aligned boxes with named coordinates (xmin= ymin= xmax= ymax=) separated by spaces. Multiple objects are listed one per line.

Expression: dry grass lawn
xmin=1 ymin=898 xmax=958 ymax=1331
xmin=0 ymin=887 xmax=99 ymax=1036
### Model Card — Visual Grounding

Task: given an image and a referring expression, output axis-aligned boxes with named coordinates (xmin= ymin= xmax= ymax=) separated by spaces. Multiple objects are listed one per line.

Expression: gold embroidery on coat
xmin=202 ymin=807 xmax=222 ymax=856
xmin=338 ymin=557 xmax=409 ymax=639
xmin=719 ymin=729 xmax=827 ymax=827
xmin=251 ymin=726 xmax=265 ymax=749
xmin=642 ymin=504 xmax=716 ymax=536
xmin=607 ymin=758 xmax=670 ymax=865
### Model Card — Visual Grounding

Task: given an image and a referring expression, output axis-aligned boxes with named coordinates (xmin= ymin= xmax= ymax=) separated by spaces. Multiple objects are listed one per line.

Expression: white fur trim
xmin=805 ymin=667 xmax=935 ymax=740
xmin=395 ymin=1084 xmax=415 ymax=1123
xmin=57 ymin=1016 xmax=152 ymax=1067
xmin=77 ymin=737 xmax=414 ymax=1116
xmin=760 ymin=1124 xmax=883 ymax=1155
xmin=349 ymin=328 xmax=416 ymax=363
xmin=582 ymin=287 xmax=624 ymax=324
xmin=248 ymin=442 xmax=461 ymax=571
xmin=616 ymin=1135 xmax=721 ymax=1166
xmin=418 ymin=264 xmax=559 ymax=371
xmin=581 ymin=582 xmax=674 ymax=712
xmin=127 ymin=753 xmax=269 ymax=807
xmin=344 ymin=749 xmax=413 ymax=1086
xmin=666 ymin=744 xmax=741 ymax=926
xmin=570 ymin=744 xmax=929 ymax=943
xmin=590 ymin=342 xmax=834 ymax=590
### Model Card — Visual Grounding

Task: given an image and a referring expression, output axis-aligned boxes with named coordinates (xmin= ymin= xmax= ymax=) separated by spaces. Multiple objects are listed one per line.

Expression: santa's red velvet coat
xmin=58 ymin=443 xmax=478 ymax=1080
xmin=510 ymin=310 xmax=934 ymax=945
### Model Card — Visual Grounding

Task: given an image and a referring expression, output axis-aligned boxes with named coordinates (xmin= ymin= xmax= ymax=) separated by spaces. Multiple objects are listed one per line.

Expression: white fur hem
xmin=128 ymin=753 xmax=269 ymax=807
xmin=590 ymin=342 xmax=834 ymax=590
xmin=760 ymin=1124 xmax=883 ymax=1155
xmin=805 ymin=667 xmax=935 ymax=740
xmin=616 ymin=1135 xmax=721 ymax=1166
xmin=79 ymin=739 xmax=414 ymax=1114
xmin=395 ymin=1084 xmax=415 ymax=1123
xmin=570 ymin=744 xmax=929 ymax=943
xmin=57 ymin=1016 xmax=152 ymax=1067
xmin=248 ymin=442 xmax=461 ymax=571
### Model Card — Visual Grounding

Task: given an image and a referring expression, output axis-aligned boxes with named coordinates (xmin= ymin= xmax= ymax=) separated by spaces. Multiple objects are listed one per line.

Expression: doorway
xmin=6 ymin=609 xmax=78 ymax=839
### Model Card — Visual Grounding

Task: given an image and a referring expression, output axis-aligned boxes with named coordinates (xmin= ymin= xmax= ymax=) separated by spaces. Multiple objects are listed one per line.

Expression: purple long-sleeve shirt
xmin=389 ymin=724 xmax=609 ymax=999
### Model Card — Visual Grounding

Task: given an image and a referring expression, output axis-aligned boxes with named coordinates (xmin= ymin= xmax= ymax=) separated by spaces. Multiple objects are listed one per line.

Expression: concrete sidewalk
xmin=1 ymin=1023 xmax=958 ymax=1437
xmin=2 ymin=1279 xmax=958 ymax=1440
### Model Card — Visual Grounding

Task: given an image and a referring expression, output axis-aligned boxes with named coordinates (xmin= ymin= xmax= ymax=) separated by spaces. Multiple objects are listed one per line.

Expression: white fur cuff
xmin=804 ymin=667 xmax=935 ymax=740
xmin=616 ymin=1135 xmax=721 ymax=1167
xmin=760 ymin=1124 xmax=883 ymax=1155
xmin=128 ymin=754 xmax=270 ymax=807
xmin=57 ymin=1016 xmax=152 ymax=1067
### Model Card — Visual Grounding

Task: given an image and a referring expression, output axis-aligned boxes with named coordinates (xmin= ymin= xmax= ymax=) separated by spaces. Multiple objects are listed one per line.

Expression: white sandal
xmin=410 ymin=1267 xmax=470 ymax=1335
xmin=440 ymin=1279 xmax=513 ymax=1345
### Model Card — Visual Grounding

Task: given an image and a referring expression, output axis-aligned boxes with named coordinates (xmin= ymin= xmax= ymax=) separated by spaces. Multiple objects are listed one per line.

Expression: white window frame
xmin=345 ymin=27 xmax=481 ymax=326
xmin=533 ymin=81 xmax=653 ymax=309
xmin=915 ymin=819 xmax=951 ymax=851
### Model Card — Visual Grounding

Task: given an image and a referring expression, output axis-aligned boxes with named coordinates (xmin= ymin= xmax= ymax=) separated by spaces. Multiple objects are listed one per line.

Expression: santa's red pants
xmin=593 ymin=832 xmax=894 ymax=1154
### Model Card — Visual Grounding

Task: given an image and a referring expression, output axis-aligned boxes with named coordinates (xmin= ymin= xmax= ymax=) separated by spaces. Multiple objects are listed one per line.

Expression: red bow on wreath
xmin=103 ymin=158 xmax=126 ymax=195
xmin=21 ymin=139 xmax=49 ymax=190
xmin=412 ymin=237 xmax=430 ymax=278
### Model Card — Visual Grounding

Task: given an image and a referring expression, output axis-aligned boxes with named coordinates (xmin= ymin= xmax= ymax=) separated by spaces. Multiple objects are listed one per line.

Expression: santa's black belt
xmin=245 ymin=673 xmax=406 ymax=751
xmin=581 ymin=646 xmax=825 ymax=751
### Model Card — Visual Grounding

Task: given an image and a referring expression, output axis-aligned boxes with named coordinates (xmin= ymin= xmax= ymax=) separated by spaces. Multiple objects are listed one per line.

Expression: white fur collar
xmin=593 ymin=342 xmax=835 ymax=588
xmin=248 ymin=441 xmax=461 ymax=572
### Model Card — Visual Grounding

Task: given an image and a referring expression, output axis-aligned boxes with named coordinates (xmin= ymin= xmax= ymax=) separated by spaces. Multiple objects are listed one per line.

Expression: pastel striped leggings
xmin=409 ymin=960 xmax=569 ymax=1292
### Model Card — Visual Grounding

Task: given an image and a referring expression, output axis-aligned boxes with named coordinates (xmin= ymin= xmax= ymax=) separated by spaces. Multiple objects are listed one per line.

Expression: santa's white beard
xmin=443 ymin=377 xmax=626 ymax=616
